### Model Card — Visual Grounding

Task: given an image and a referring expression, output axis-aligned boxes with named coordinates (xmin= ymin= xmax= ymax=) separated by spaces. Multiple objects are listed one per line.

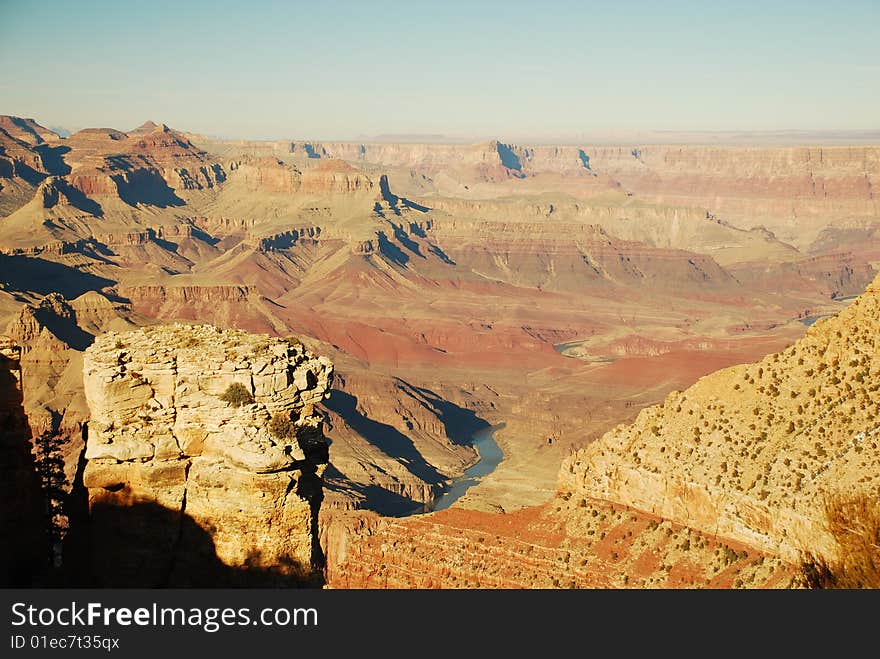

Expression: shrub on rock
xmin=268 ymin=412 xmax=295 ymax=440
xmin=219 ymin=382 xmax=254 ymax=407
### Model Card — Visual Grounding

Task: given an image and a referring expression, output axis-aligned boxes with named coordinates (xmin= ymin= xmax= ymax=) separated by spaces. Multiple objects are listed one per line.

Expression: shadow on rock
xmin=324 ymin=388 xmax=446 ymax=485
xmin=0 ymin=346 xmax=49 ymax=586
xmin=0 ymin=255 xmax=116 ymax=299
xmin=63 ymin=499 xmax=321 ymax=588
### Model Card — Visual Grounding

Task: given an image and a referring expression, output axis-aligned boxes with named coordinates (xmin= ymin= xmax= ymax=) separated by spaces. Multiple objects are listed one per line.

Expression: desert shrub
xmin=114 ymin=339 xmax=125 ymax=350
xmin=268 ymin=412 xmax=295 ymax=440
xmin=219 ymin=382 xmax=254 ymax=407
xmin=722 ymin=546 xmax=739 ymax=565
xmin=797 ymin=492 xmax=880 ymax=589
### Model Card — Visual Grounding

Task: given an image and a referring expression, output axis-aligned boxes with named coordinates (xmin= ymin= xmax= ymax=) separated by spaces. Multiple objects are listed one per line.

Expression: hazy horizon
xmin=10 ymin=120 xmax=880 ymax=147
xmin=1 ymin=0 xmax=879 ymax=141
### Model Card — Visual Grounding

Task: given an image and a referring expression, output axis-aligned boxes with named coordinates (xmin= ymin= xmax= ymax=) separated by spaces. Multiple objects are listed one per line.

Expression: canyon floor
xmin=1 ymin=115 xmax=878 ymax=587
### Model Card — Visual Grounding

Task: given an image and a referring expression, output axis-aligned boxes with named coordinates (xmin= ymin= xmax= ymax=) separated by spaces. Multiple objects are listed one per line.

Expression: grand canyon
xmin=0 ymin=113 xmax=878 ymax=589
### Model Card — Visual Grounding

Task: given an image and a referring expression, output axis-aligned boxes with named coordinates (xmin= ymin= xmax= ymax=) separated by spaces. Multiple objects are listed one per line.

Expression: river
xmin=552 ymin=339 xmax=614 ymax=362
xmin=431 ymin=423 xmax=505 ymax=511
xmin=799 ymin=295 xmax=859 ymax=326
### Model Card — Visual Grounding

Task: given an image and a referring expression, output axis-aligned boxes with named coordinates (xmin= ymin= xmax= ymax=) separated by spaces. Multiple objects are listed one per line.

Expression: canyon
xmin=1 ymin=115 xmax=878 ymax=587
xmin=326 ymin=272 xmax=880 ymax=587
xmin=559 ymin=272 xmax=880 ymax=562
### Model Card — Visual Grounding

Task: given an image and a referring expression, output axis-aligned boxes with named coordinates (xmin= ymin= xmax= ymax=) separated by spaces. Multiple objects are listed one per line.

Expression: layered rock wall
xmin=82 ymin=324 xmax=333 ymax=585
xmin=559 ymin=274 xmax=880 ymax=561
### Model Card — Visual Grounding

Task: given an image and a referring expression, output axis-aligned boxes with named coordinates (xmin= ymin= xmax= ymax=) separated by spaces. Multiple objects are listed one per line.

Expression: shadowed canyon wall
xmin=0 ymin=337 xmax=47 ymax=585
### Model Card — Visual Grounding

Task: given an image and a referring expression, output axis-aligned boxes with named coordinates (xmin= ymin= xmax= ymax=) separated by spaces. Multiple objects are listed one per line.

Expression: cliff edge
xmin=560 ymin=273 xmax=880 ymax=561
xmin=81 ymin=324 xmax=333 ymax=586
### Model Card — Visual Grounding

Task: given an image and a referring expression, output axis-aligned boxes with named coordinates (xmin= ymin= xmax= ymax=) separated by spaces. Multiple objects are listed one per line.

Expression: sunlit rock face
xmin=560 ymin=273 xmax=880 ymax=562
xmin=82 ymin=323 xmax=333 ymax=586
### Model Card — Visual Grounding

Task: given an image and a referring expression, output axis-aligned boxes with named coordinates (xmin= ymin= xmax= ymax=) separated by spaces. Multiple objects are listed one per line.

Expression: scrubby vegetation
xmin=798 ymin=492 xmax=880 ymax=589
xmin=268 ymin=412 xmax=295 ymax=440
xmin=219 ymin=382 xmax=254 ymax=407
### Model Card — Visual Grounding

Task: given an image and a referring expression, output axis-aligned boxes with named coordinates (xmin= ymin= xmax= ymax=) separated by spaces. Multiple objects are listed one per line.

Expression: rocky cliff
xmin=559 ymin=273 xmax=880 ymax=561
xmin=1 ymin=290 xmax=137 ymax=493
xmin=0 ymin=337 xmax=47 ymax=584
xmin=324 ymin=502 xmax=791 ymax=589
xmin=81 ymin=324 xmax=333 ymax=586
xmin=215 ymin=138 xmax=880 ymax=248
xmin=0 ymin=116 xmax=60 ymax=146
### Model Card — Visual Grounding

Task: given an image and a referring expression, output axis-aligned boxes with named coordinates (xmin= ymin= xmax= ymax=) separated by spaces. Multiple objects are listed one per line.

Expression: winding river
xmin=553 ymin=340 xmax=615 ymax=362
xmin=799 ymin=295 xmax=859 ymax=327
xmin=431 ymin=423 xmax=505 ymax=511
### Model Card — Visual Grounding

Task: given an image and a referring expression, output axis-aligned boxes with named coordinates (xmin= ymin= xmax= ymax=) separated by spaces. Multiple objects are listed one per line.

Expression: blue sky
xmin=1 ymin=0 xmax=878 ymax=140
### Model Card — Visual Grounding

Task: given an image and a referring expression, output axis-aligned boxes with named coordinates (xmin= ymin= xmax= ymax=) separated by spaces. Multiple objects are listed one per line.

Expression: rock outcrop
xmin=81 ymin=324 xmax=333 ymax=586
xmin=559 ymin=273 xmax=880 ymax=561
xmin=0 ymin=116 xmax=60 ymax=146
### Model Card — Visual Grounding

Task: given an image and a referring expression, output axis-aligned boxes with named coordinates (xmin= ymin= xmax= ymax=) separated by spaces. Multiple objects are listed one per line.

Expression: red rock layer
xmin=324 ymin=501 xmax=793 ymax=589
